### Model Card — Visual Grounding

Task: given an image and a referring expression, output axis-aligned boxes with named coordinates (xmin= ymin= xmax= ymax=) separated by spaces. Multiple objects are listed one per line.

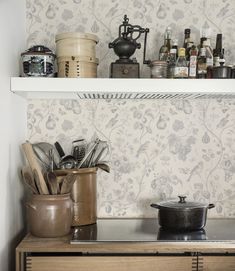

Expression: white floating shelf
xmin=11 ymin=77 xmax=235 ymax=99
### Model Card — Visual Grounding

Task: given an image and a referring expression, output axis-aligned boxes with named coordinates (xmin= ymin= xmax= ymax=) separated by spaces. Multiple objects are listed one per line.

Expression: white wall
xmin=0 ymin=0 xmax=27 ymax=270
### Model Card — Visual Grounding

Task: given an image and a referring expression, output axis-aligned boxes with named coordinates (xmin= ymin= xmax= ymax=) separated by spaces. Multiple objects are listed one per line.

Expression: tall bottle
xmin=174 ymin=48 xmax=188 ymax=79
xmin=203 ymin=39 xmax=213 ymax=68
xmin=172 ymin=39 xmax=178 ymax=58
xmin=159 ymin=26 xmax=172 ymax=61
xmin=183 ymin=28 xmax=192 ymax=61
xmin=197 ymin=48 xmax=207 ymax=78
xmin=168 ymin=48 xmax=177 ymax=78
xmin=189 ymin=45 xmax=198 ymax=78
xmin=213 ymin=34 xmax=223 ymax=67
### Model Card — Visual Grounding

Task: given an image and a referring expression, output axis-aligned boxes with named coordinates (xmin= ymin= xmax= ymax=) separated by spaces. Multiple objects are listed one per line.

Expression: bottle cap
xmin=184 ymin=28 xmax=191 ymax=34
xmin=178 ymin=48 xmax=186 ymax=57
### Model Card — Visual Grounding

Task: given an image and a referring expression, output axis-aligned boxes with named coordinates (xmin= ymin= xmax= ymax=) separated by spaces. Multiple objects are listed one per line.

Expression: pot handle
xmin=150 ymin=203 xmax=160 ymax=209
xmin=208 ymin=203 xmax=215 ymax=209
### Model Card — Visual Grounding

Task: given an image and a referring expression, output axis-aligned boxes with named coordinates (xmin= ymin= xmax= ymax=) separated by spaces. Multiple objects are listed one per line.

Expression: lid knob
xmin=178 ymin=196 xmax=187 ymax=203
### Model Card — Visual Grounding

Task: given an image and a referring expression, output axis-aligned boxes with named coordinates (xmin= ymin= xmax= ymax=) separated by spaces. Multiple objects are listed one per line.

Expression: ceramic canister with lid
xmin=20 ymin=45 xmax=56 ymax=77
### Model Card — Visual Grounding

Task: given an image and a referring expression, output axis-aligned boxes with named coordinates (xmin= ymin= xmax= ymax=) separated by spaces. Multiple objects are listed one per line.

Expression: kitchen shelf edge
xmin=10 ymin=77 xmax=235 ymax=99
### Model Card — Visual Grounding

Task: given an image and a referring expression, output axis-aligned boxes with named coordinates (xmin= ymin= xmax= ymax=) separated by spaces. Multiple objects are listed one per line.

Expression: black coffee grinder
xmin=109 ymin=15 xmax=150 ymax=78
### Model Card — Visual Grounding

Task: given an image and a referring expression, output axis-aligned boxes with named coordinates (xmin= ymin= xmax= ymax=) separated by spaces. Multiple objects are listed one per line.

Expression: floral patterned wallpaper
xmin=26 ymin=0 xmax=235 ymax=218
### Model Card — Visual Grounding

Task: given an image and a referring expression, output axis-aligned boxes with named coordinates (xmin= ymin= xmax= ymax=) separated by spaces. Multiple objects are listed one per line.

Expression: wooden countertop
xmin=16 ymin=233 xmax=235 ymax=254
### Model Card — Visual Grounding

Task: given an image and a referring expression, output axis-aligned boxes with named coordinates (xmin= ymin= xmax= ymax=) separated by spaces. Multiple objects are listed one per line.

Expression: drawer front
xmin=26 ymin=256 xmax=194 ymax=271
xmin=202 ymin=256 xmax=235 ymax=271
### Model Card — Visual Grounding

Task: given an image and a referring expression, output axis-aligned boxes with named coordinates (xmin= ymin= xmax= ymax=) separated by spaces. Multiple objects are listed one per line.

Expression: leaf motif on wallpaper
xmin=26 ymin=31 xmax=40 ymax=44
xmin=105 ymin=4 xmax=119 ymax=17
xmin=136 ymin=142 xmax=149 ymax=157
xmin=91 ymin=21 xmax=99 ymax=33
xmin=105 ymin=114 xmax=118 ymax=128
xmin=217 ymin=114 xmax=229 ymax=128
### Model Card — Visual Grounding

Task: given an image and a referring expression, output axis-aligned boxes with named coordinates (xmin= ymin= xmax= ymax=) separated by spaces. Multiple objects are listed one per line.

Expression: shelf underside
xmin=11 ymin=78 xmax=235 ymax=99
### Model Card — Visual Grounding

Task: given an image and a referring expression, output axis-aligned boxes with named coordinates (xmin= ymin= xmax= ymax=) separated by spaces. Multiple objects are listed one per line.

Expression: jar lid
xmin=55 ymin=32 xmax=99 ymax=43
xmin=21 ymin=45 xmax=55 ymax=56
xmin=156 ymin=196 xmax=208 ymax=210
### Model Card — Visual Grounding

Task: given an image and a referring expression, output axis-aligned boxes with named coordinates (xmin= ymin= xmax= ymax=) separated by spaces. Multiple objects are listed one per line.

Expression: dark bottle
xmin=159 ymin=26 xmax=172 ymax=61
xmin=213 ymin=34 xmax=223 ymax=67
xmin=197 ymin=48 xmax=207 ymax=78
xmin=183 ymin=29 xmax=191 ymax=49
xmin=183 ymin=28 xmax=193 ymax=61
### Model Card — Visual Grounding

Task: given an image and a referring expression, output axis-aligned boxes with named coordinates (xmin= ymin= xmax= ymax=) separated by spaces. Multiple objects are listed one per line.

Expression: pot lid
xmin=157 ymin=196 xmax=208 ymax=209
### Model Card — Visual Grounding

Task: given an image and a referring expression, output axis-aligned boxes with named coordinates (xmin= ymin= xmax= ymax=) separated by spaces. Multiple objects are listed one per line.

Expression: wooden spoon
xmin=33 ymin=169 xmax=44 ymax=194
xmin=60 ymin=174 xmax=76 ymax=194
xmin=21 ymin=168 xmax=39 ymax=194
xmin=46 ymin=171 xmax=58 ymax=195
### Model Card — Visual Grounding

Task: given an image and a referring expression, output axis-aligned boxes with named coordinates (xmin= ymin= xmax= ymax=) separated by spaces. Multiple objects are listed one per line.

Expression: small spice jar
xmin=149 ymin=60 xmax=168 ymax=78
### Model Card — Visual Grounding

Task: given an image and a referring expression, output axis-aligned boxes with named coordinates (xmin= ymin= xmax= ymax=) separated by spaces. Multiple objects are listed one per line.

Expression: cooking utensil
xmin=150 ymin=196 xmax=215 ymax=231
xmin=21 ymin=167 xmax=39 ymax=194
xmin=60 ymin=174 xmax=76 ymax=194
xmin=96 ymin=163 xmax=110 ymax=173
xmin=77 ymin=139 xmax=100 ymax=169
xmin=72 ymin=139 xmax=86 ymax=164
xmin=33 ymin=169 xmax=45 ymax=195
xmin=46 ymin=171 xmax=58 ymax=195
xmin=22 ymin=142 xmax=49 ymax=194
xmin=54 ymin=141 xmax=65 ymax=158
xmin=55 ymin=141 xmax=77 ymax=169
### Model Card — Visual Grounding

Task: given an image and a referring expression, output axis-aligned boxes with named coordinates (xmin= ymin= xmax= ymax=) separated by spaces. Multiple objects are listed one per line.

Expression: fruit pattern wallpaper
xmin=26 ymin=0 xmax=235 ymax=217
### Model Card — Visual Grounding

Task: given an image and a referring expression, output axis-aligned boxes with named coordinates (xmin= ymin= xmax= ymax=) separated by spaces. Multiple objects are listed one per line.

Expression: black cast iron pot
xmin=151 ymin=196 xmax=215 ymax=231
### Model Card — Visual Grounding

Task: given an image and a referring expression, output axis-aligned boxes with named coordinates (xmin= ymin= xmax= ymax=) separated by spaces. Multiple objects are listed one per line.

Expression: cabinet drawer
xmin=202 ymin=256 xmax=235 ymax=271
xmin=26 ymin=256 xmax=194 ymax=271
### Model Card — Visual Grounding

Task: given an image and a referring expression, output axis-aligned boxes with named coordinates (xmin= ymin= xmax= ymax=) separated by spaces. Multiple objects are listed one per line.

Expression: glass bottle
xmin=213 ymin=34 xmax=223 ymax=67
xmin=197 ymin=48 xmax=207 ymax=78
xmin=203 ymin=39 xmax=213 ymax=68
xmin=174 ymin=48 xmax=188 ymax=79
xmin=183 ymin=28 xmax=191 ymax=49
xmin=189 ymin=45 xmax=198 ymax=78
xmin=168 ymin=48 xmax=177 ymax=78
xmin=172 ymin=39 xmax=178 ymax=58
xmin=183 ymin=28 xmax=192 ymax=61
xmin=159 ymin=26 xmax=172 ymax=61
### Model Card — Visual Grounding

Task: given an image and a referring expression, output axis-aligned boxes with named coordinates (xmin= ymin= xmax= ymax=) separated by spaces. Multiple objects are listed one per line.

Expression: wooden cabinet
xmin=26 ymin=256 xmax=195 ymax=271
xmin=202 ymin=256 xmax=235 ymax=271
xmin=16 ymin=234 xmax=235 ymax=271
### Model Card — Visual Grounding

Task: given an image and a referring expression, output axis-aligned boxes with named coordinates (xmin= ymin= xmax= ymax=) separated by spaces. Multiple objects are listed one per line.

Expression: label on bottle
xmin=189 ymin=55 xmax=197 ymax=77
xmin=174 ymin=67 xmax=188 ymax=78
xmin=206 ymin=57 xmax=213 ymax=67
xmin=159 ymin=52 xmax=168 ymax=61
